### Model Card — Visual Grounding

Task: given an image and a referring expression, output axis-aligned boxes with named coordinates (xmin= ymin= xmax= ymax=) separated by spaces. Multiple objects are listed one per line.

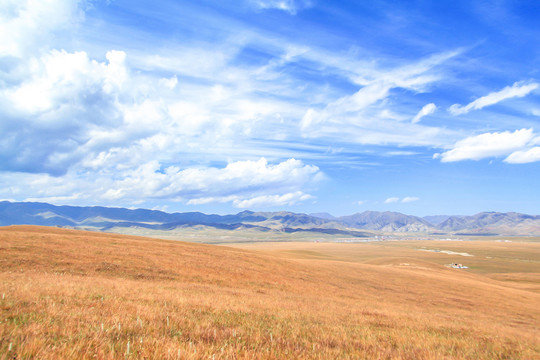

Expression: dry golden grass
xmin=1 ymin=226 xmax=539 ymax=359
xmin=234 ymin=240 xmax=540 ymax=290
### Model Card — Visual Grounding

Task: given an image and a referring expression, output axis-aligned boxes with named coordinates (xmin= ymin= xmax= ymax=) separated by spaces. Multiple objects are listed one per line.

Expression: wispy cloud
xmin=412 ymin=103 xmax=437 ymax=123
xmin=385 ymin=197 xmax=419 ymax=204
xmin=300 ymin=50 xmax=461 ymax=148
xmin=436 ymin=128 xmax=536 ymax=162
xmin=2 ymin=0 xmax=540 ymax=215
xmin=250 ymin=0 xmax=313 ymax=14
xmin=449 ymin=81 xmax=539 ymax=115
xmin=0 ymin=0 xmax=329 ymax=210
xmin=0 ymin=1 xmax=461 ymax=183
xmin=233 ymin=191 xmax=314 ymax=208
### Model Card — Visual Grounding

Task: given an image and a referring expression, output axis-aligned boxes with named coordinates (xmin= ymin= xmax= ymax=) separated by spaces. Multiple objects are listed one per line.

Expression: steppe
xmin=1 ymin=226 xmax=539 ymax=359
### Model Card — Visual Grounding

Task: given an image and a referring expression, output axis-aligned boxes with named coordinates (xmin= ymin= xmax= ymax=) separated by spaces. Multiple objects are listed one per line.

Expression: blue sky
xmin=1 ymin=0 xmax=540 ymax=216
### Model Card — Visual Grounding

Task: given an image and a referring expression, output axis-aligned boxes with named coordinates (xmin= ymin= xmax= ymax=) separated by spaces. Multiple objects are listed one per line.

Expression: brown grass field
xmin=1 ymin=226 xmax=539 ymax=359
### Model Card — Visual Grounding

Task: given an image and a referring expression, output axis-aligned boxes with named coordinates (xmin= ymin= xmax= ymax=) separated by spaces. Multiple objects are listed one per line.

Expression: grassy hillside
xmin=234 ymin=239 xmax=540 ymax=292
xmin=1 ymin=226 xmax=539 ymax=359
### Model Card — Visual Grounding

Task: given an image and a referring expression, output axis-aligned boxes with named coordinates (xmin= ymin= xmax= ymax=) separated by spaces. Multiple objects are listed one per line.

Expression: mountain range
xmin=1 ymin=201 xmax=540 ymax=236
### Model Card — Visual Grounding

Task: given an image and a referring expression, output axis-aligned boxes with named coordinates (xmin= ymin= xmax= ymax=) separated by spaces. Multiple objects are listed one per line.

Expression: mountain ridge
xmin=1 ymin=201 xmax=540 ymax=236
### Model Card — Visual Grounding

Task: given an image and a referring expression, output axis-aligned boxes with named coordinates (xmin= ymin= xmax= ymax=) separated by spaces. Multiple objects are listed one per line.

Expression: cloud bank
xmin=3 ymin=158 xmax=322 ymax=209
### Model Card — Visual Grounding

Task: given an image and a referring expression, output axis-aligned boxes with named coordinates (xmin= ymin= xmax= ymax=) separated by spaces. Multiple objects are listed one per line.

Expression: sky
xmin=1 ymin=0 xmax=540 ymax=216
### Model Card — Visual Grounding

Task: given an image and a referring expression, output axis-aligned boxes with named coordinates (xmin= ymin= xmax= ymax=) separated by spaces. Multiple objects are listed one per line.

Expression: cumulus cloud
xmin=1 ymin=0 xmax=332 ymax=209
xmin=6 ymin=49 xmax=126 ymax=114
xmin=1 ymin=0 xmax=311 ymax=178
xmin=105 ymin=158 xmax=321 ymax=201
xmin=8 ymin=0 xmax=539 ymax=213
xmin=1 ymin=0 xmax=464 ymax=189
xmin=0 ymin=0 xmax=80 ymax=58
xmin=438 ymin=128 xmax=536 ymax=162
xmin=449 ymin=81 xmax=539 ymax=115
xmin=0 ymin=41 xmax=309 ymax=176
xmin=385 ymin=197 xmax=400 ymax=204
xmin=0 ymin=49 xmax=128 ymax=175
xmin=412 ymin=103 xmax=437 ymax=123
xmin=0 ymin=158 xmax=323 ymax=209
xmin=504 ymin=147 xmax=540 ymax=164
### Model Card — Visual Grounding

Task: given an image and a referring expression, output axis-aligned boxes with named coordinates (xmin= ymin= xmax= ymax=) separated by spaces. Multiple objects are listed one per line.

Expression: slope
xmin=1 ymin=226 xmax=539 ymax=359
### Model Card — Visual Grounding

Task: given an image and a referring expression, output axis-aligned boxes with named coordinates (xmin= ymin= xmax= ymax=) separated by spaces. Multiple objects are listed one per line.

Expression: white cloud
xmin=187 ymin=196 xmax=238 ymax=206
xmin=1 ymin=37 xmax=313 ymax=175
xmin=159 ymin=76 xmax=178 ymax=90
xmin=0 ymin=48 xmax=131 ymax=175
xmin=504 ymin=147 xmax=540 ymax=164
xmin=251 ymin=0 xmax=313 ymax=14
xmin=439 ymin=128 xmax=536 ymax=162
xmin=6 ymin=0 xmax=539 ymax=214
xmin=385 ymin=197 xmax=419 ymax=204
xmin=1 ymin=1 xmax=465 ymax=186
xmin=2 ymin=1 xmax=331 ymax=180
xmin=233 ymin=191 xmax=313 ymax=208
xmin=0 ymin=0 xmax=80 ymax=58
xmin=412 ymin=103 xmax=437 ymax=124
xmin=449 ymin=81 xmax=539 ymax=115
xmin=299 ymin=50 xmax=460 ymax=148
xmin=386 ymin=151 xmax=418 ymax=156
xmin=1 ymin=158 xmax=323 ymax=209
xmin=6 ymin=49 xmax=127 ymax=114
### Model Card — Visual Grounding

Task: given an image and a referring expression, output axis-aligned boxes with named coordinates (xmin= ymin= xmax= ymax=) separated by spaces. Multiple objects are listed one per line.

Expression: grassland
xmin=103 ymin=225 xmax=370 ymax=244
xmin=1 ymin=226 xmax=539 ymax=359
xmin=232 ymin=239 xmax=540 ymax=293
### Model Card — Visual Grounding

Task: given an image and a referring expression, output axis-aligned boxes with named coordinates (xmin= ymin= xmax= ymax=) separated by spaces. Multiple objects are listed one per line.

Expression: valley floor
xmin=1 ymin=226 xmax=539 ymax=359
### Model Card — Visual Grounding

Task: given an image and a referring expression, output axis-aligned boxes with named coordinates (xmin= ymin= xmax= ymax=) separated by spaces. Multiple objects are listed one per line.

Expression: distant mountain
xmin=1 ymin=201 xmax=540 ymax=236
xmin=422 ymin=215 xmax=452 ymax=226
xmin=309 ymin=212 xmax=336 ymax=220
xmin=0 ymin=201 xmax=224 ymax=226
xmin=0 ymin=201 xmax=370 ymax=238
xmin=438 ymin=212 xmax=540 ymax=235
xmin=338 ymin=211 xmax=434 ymax=233
xmin=247 ymin=211 xmax=340 ymax=229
